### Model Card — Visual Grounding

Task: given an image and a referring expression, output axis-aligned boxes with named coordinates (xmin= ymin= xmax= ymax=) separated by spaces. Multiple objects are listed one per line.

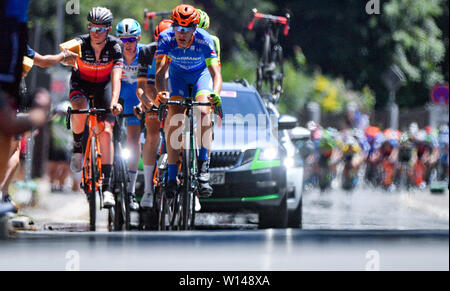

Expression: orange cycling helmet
xmin=155 ymin=19 xmax=173 ymax=40
xmin=172 ymin=4 xmax=200 ymax=26
xmin=365 ymin=126 xmax=381 ymax=138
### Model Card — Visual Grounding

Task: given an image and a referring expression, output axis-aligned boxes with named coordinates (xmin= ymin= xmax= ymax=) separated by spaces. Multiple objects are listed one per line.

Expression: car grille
xmin=210 ymin=150 xmax=242 ymax=169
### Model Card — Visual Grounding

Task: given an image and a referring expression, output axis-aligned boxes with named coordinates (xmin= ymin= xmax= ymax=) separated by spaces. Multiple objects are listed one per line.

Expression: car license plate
xmin=210 ymin=172 xmax=225 ymax=185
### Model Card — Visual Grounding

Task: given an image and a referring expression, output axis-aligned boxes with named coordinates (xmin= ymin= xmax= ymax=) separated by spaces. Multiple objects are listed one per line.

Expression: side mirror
xmin=278 ymin=114 xmax=298 ymax=131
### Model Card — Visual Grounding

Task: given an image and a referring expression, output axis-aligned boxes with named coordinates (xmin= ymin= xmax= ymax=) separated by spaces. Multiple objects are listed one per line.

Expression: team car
xmin=200 ymin=81 xmax=304 ymax=228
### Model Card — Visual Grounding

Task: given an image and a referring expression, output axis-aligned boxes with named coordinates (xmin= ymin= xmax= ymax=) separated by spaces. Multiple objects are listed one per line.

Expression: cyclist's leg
xmin=122 ymin=85 xmax=142 ymax=195
xmin=194 ymin=69 xmax=214 ymax=158
xmin=194 ymin=69 xmax=214 ymax=196
xmin=140 ymin=111 xmax=160 ymax=207
xmin=69 ymin=85 xmax=89 ymax=173
xmin=96 ymin=84 xmax=116 ymax=206
xmin=126 ymin=124 xmax=140 ymax=186
xmin=166 ymin=71 xmax=187 ymax=184
xmin=0 ymin=138 xmax=20 ymax=210
xmin=0 ymin=139 xmax=20 ymax=192
xmin=143 ymin=112 xmax=160 ymax=189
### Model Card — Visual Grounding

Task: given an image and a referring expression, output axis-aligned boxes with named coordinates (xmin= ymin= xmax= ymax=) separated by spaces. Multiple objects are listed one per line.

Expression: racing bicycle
xmin=66 ymin=101 xmax=132 ymax=231
xmin=158 ymin=85 xmax=222 ymax=230
xmin=248 ymin=8 xmax=290 ymax=102
xmin=66 ymin=101 xmax=108 ymax=232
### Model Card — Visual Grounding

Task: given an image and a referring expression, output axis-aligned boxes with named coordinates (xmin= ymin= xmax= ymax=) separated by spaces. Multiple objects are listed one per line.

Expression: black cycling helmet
xmin=88 ymin=7 xmax=113 ymax=26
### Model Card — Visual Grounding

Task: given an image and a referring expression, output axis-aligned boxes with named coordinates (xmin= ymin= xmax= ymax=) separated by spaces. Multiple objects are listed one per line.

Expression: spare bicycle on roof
xmin=248 ymin=8 xmax=290 ymax=103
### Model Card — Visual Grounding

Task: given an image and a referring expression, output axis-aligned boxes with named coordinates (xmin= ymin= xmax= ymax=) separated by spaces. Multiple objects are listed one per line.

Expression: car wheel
xmin=288 ymin=195 xmax=302 ymax=229
xmin=259 ymin=194 xmax=288 ymax=229
xmin=0 ymin=215 xmax=11 ymax=239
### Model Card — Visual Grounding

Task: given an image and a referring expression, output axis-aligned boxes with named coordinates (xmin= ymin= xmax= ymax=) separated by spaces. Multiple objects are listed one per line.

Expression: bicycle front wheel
xmin=116 ymin=156 xmax=130 ymax=230
xmin=182 ymin=147 xmax=192 ymax=230
xmin=89 ymin=136 xmax=97 ymax=232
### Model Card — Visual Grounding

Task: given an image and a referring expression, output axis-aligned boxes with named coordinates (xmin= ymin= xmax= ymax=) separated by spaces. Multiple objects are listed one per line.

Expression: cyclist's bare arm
xmin=137 ymin=80 xmax=157 ymax=110
xmin=155 ymin=55 xmax=171 ymax=92
xmin=33 ymin=50 xmax=78 ymax=68
xmin=110 ymin=67 xmax=122 ymax=114
xmin=208 ymin=64 xmax=223 ymax=94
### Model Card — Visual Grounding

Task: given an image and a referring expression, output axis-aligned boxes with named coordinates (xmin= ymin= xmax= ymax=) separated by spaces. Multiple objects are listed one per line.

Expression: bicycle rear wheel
xmin=157 ymin=186 xmax=168 ymax=231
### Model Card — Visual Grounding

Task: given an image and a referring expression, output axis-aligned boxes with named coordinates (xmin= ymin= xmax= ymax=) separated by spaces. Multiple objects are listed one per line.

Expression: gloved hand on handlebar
xmin=134 ymin=103 xmax=144 ymax=120
xmin=208 ymin=91 xmax=222 ymax=107
xmin=155 ymin=91 xmax=170 ymax=107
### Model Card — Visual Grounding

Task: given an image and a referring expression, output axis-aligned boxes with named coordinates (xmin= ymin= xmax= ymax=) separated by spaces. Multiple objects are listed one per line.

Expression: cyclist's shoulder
xmin=139 ymin=42 xmax=157 ymax=53
xmin=138 ymin=42 xmax=157 ymax=61
xmin=195 ymin=28 xmax=214 ymax=43
xmin=75 ymin=34 xmax=90 ymax=44
xmin=106 ymin=35 xmax=123 ymax=50
xmin=107 ymin=34 xmax=121 ymax=43
xmin=210 ymin=34 xmax=220 ymax=42
xmin=196 ymin=28 xmax=211 ymax=37
xmin=159 ymin=28 xmax=175 ymax=41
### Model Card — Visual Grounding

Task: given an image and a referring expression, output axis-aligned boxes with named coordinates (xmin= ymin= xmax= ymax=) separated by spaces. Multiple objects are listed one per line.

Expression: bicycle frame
xmin=82 ymin=111 xmax=103 ymax=198
xmin=66 ymin=105 xmax=110 ymax=231
xmin=249 ymin=9 xmax=289 ymax=100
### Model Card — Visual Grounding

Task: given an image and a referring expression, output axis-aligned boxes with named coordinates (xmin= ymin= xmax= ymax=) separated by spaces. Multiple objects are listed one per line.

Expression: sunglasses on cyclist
xmin=120 ymin=37 xmax=138 ymax=44
xmin=173 ymin=25 xmax=195 ymax=33
xmin=88 ymin=25 xmax=109 ymax=34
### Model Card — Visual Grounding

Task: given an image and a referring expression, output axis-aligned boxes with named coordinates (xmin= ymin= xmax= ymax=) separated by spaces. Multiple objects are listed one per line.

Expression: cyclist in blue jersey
xmin=115 ymin=18 xmax=148 ymax=211
xmin=155 ymin=4 xmax=222 ymax=198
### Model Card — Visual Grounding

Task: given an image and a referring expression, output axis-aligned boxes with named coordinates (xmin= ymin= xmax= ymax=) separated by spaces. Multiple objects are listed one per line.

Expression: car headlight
xmin=284 ymin=157 xmax=296 ymax=168
xmin=121 ymin=148 xmax=131 ymax=161
xmin=259 ymin=147 xmax=280 ymax=161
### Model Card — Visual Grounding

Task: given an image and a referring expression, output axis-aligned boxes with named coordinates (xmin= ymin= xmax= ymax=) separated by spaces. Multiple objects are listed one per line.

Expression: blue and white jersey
xmin=121 ymin=43 xmax=145 ymax=86
xmin=120 ymin=43 xmax=157 ymax=125
xmin=156 ymin=28 xmax=218 ymax=73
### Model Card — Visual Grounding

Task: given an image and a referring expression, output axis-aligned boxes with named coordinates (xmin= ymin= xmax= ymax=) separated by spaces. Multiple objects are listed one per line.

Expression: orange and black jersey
xmin=71 ymin=34 xmax=123 ymax=85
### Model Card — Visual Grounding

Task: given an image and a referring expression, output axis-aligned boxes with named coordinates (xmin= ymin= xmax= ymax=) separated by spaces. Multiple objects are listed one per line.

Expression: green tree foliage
xmin=271 ymin=0 xmax=447 ymax=108
xmin=26 ymin=0 xmax=447 ymax=113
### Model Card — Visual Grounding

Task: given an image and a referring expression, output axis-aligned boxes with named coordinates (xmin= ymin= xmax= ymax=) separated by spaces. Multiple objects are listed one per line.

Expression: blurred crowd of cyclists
xmin=298 ymin=104 xmax=449 ymax=193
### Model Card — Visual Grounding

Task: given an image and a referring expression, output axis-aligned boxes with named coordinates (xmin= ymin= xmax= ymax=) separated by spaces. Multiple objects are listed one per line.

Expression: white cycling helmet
xmin=409 ymin=122 xmax=419 ymax=137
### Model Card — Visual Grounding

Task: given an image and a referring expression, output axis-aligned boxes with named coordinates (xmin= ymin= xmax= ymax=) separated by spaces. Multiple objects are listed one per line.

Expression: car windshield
xmin=221 ymin=91 xmax=267 ymax=116
xmin=212 ymin=89 xmax=276 ymax=149
xmin=218 ymin=90 xmax=272 ymax=127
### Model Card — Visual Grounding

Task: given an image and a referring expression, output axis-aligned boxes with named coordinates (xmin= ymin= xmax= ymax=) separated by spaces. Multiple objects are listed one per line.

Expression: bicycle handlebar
xmin=248 ymin=8 xmax=290 ymax=36
xmin=65 ymin=107 xmax=111 ymax=130
xmin=68 ymin=108 xmax=110 ymax=114
xmin=158 ymin=98 xmax=223 ymax=121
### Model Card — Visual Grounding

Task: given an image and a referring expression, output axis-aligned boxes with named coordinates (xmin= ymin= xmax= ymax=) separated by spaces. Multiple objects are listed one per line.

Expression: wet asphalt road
xmin=0 ymin=182 xmax=448 ymax=270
